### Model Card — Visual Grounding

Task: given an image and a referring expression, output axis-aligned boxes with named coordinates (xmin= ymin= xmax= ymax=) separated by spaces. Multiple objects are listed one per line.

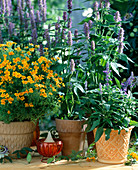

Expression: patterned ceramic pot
xmin=0 ymin=121 xmax=35 ymax=155
xmin=94 ymin=126 xmax=134 ymax=164
xmin=56 ymin=119 xmax=86 ymax=156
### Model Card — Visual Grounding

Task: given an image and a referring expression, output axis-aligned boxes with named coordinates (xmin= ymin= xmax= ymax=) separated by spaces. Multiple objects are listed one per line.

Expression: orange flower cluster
xmin=0 ymin=42 xmax=64 ymax=115
xmin=86 ymin=157 xmax=96 ymax=162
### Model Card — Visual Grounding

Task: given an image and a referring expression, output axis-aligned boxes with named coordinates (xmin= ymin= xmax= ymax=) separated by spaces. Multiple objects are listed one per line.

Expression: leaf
xmin=105 ymin=129 xmax=111 ymax=141
xmin=17 ymin=152 xmax=21 ymax=159
xmin=111 ymin=62 xmax=120 ymax=76
xmin=74 ymin=83 xmax=85 ymax=97
xmin=20 ymin=150 xmax=27 ymax=155
xmin=47 ymin=157 xmax=55 ymax=164
xmin=22 ymin=147 xmax=34 ymax=152
xmin=116 ymin=63 xmax=128 ymax=69
xmin=129 ymin=120 xmax=138 ymax=127
xmin=118 ymin=53 xmax=128 ymax=63
xmin=127 ymin=57 xmax=134 ymax=63
xmin=104 ymin=104 xmax=110 ymax=111
xmin=95 ymin=127 xmax=103 ymax=142
xmin=114 ymin=77 xmax=121 ymax=89
xmin=104 ymin=14 xmax=115 ymax=22
xmin=27 ymin=153 xmax=32 ymax=164
xmin=5 ymin=156 xmax=12 ymax=163
xmin=89 ymin=119 xmax=100 ymax=132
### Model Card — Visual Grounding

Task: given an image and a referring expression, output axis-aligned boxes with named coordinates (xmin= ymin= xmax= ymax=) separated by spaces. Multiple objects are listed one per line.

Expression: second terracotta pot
xmin=56 ymin=119 xmax=86 ymax=156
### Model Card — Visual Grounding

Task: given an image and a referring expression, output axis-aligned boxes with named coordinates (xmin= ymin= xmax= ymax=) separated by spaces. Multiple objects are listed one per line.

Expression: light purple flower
xmin=118 ymin=28 xmax=124 ymax=42
xmin=68 ymin=18 xmax=72 ymax=28
xmin=91 ymin=40 xmax=95 ymax=51
xmin=68 ymin=31 xmax=72 ymax=46
xmin=124 ymin=13 xmax=133 ymax=21
xmin=99 ymin=83 xmax=103 ymax=95
xmin=63 ymin=11 xmax=67 ymax=22
xmin=67 ymin=0 xmax=72 ymax=13
xmin=88 ymin=20 xmax=93 ymax=28
xmin=103 ymin=62 xmax=112 ymax=86
xmin=62 ymin=29 xmax=66 ymax=40
xmin=74 ymin=29 xmax=78 ymax=42
xmin=36 ymin=10 xmax=41 ymax=24
xmin=84 ymin=22 xmax=89 ymax=39
xmin=121 ymin=72 xmax=135 ymax=91
xmin=8 ymin=22 xmax=14 ymax=37
xmin=70 ymin=59 xmax=75 ymax=73
xmin=105 ymin=1 xmax=110 ymax=9
xmin=93 ymin=1 xmax=99 ymax=11
xmin=96 ymin=11 xmax=100 ymax=20
xmin=2 ymin=0 xmax=6 ymax=14
xmin=42 ymin=0 xmax=47 ymax=22
xmin=114 ymin=11 xmax=122 ymax=26
xmin=18 ymin=4 xmax=24 ymax=25
xmin=99 ymin=1 xmax=103 ymax=9
xmin=55 ymin=22 xmax=59 ymax=30
xmin=118 ymin=42 xmax=124 ymax=54
xmin=30 ymin=9 xmax=36 ymax=29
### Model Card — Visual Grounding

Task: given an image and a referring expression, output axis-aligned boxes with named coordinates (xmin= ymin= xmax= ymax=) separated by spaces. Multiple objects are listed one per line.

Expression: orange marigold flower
xmin=9 ymin=51 xmax=14 ymax=55
xmin=29 ymin=48 xmax=35 ymax=52
xmin=90 ymin=157 xmax=96 ymax=162
xmin=49 ymin=92 xmax=53 ymax=95
xmin=25 ymin=103 xmax=29 ymax=107
xmin=29 ymin=88 xmax=33 ymax=93
xmin=7 ymin=110 xmax=10 ymax=114
xmin=27 ymin=51 xmax=31 ymax=55
xmin=29 ymin=103 xmax=34 ymax=107
xmin=86 ymin=158 xmax=91 ymax=162
xmin=3 ymin=54 xmax=7 ymax=58
xmin=1 ymin=99 xmax=6 ymax=105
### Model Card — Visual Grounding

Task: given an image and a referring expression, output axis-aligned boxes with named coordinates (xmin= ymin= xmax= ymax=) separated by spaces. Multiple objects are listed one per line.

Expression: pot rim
xmin=94 ymin=126 xmax=134 ymax=131
xmin=55 ymin=118 xmax=85 ymax=122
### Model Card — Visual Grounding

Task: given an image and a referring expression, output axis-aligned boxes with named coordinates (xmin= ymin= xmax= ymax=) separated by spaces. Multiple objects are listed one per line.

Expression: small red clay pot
xmin=36 ymin=139 xmax=63 ymax=162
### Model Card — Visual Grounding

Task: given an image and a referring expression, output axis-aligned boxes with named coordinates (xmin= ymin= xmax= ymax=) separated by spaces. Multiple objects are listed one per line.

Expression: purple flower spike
xmin=103 ymin=62 xmax=111 ymax=87
xmin=68 ymin=31 xmax=72 ymax=46
xmin=36 ymin=10 xmax=41 ymax=24
xmin=118 ymin=42 xmax=124 ymax=54
xmin=55 ymin=23 xmax=59 ymax=30
xmin=74 ymin=29 xmax=78 ymax=42
xmin=63 ymin=11 xmax=67 ymax=22
xmin=96 ymin=12 xmax=100 ymax=20
xmin=62 ymin=29 xmax=66 ymax=40
xmin=70 ymin=59 xmax=75 ymax=73
xmin=118 ymin=28 xmax=124 ymax=42
xmin=88 ymin=20 xmax=93 ymax=28
xmin=42 ymin=0 xmax=47 ymax=22
xmin=25 ymin=12 xmax=29 ymax=30
xmin=105 ymin=1 xmax=110 ymax=9
xmin=68 ymin=18 xmax=72 ymax=28
xmin=114 ymin=11 xmax=122 ymax=26
xmin=84 ymin=22 xmax=89 ymax=39
xmin=32 ymin=28 xmax=37 ymax=45
xmin=93 ymin=1 xmax=99 ymax=11
xmin=99 ymin=83 xmax=103 ymax=95
xmin=99 ymin=1 xmax=103 ymax=8
xmin=30 ymin=9 xmax=36 ymax=29
xmin=2 ymin=0 xmax=6 ymax=14
xmin=91 ymin=40 xmax=95 ymax=51
xmin=67 ymin=0 xmax=72 ymax=13
xmin=8 ymin=22 xmax=14 ymax=37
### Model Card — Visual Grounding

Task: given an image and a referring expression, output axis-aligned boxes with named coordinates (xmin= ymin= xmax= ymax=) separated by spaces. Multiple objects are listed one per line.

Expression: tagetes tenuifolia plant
xmin=0 ymin=42 xmax=64 ymax=123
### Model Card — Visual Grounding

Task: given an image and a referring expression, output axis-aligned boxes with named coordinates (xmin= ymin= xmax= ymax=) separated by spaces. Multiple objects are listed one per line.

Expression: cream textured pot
xmin=0 ymin=121 xmax=35 ymax=154
xmin=56 ymin=119 xmax=86 ymax=156
xmin=93 ymin=126 xmax=134 ymax=164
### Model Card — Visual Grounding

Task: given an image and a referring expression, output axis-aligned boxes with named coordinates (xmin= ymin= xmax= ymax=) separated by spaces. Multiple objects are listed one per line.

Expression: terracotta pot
xmin=0 ymin=121 xmax=35 ymax=155
xmin=31 ymin=121 xmax=40 ymax=146
xmin=93 ymin=126 xmax=134 ymax=164
xmin=36 ymin=138 xmax=63 ymax=162
xmin=56 ymin=119 xmax=86 ymax=156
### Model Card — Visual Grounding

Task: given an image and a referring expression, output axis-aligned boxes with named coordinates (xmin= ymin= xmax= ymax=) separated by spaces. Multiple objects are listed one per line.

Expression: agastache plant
xmin=99 ymin=83 xmax=103 ymax=95
xmin=118 ymin=42 xmax=124 ymax=54
xmin=93 ymin=1 xmax=99 ymax=11
xmin=68 ymin=31 xmax=72 ymax=46
xmin=70 ymin=59 xmax=75 ymax=73
xmin=67 ymin=0 xmax=72 ymax=14
xmin=68 ymin=18 xmax=72 ymax=28
xmin=114 ymin=11 xmax=122 ymax=26
xmin=118 ymin=28 xmax=124 ymax=42
xmin=63 ymin=11 xmax=67 ymax=22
